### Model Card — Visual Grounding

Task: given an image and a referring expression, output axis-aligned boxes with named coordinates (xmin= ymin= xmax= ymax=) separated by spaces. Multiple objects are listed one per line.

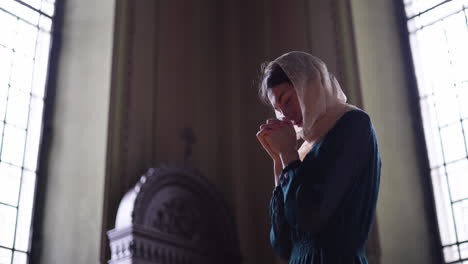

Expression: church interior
xmin=1 ymin=0 xmax=467 ymax=263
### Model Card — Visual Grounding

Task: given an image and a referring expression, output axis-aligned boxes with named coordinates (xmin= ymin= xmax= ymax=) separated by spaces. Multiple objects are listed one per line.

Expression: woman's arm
xmin=257 ymin=121 xmax=293 ymax=259
xmin=270 ymin=186 xmax=292 ymax=260
xmin=280 ymin=111 xmax=374 ymax=234
xmin=270 ymin=154 xmax=294 ymax=260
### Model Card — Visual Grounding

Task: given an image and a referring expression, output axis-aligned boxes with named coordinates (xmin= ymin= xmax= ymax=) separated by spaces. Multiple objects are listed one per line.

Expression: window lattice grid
xmin=0 ymin=0 xmax=54 ymax=263
xmin=405 ymin=0 xmax=468 ymax=263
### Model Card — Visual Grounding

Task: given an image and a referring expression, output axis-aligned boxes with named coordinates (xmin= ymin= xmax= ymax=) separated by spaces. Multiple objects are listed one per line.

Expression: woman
xmin=256 ymin=51 xmax=381 ymax=264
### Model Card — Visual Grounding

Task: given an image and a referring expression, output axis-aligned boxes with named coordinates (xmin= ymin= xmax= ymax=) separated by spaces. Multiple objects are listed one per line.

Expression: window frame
xmin=397 ymin=0 xmax=468 ymax=263
xmin=0 ymin=0 xmax=60 ymax=263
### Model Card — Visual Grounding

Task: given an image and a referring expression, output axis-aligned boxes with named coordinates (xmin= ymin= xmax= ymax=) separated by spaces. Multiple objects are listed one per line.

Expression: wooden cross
xmin=180 ymin=127 xmax=196 ymax=162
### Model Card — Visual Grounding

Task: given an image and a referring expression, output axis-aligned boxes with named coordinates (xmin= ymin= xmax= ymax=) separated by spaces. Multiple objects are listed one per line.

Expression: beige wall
xmin=351 ymin=0 xmax=437 ymax=263
xmin=34 ymin=0 xmax=115 ymax=262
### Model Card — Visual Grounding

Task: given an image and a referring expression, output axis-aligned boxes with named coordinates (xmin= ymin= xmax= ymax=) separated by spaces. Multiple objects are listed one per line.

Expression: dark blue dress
xmin=269 ymin=109 xmax=381 ymax=264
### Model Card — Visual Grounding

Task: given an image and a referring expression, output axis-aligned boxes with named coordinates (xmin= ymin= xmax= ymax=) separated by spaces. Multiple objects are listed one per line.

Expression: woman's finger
xmin=256 ymin=129 xmax=266 ymax=138
xmin=256 ymin=130 xmax=278 ymax=158
xmin=267 ymin=119 xmax=282 ymax=125
xmin=257 ymin=129 xmax=273 ymax=142
xmin=261 ymin=122 xmax=284 ymax=131
xmin=256 ymin=129 xmax=270 ymax=141
xmin=260 ymin=124 xmax=278 ymax=131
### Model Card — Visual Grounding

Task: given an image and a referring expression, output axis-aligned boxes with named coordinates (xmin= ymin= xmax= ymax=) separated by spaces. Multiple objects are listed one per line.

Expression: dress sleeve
xmin=269 ymin=185 xmax=292 ymax=260
xmin=279 ymin=111 xmax=374 ymax=234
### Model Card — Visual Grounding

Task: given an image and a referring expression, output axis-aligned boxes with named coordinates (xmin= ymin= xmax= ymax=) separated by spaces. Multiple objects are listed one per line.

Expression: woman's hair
xmin=258 ymin=62 xmax=292 ymax=105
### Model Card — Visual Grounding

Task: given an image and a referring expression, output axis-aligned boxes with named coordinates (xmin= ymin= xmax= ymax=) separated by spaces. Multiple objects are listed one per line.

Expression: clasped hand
xmin=256 ymin=119 xmax=298 ymax=165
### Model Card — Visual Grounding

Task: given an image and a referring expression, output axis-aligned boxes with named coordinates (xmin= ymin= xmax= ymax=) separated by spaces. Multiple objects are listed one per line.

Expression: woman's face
xmin=267 ymin=82 xmax=303 ymax=127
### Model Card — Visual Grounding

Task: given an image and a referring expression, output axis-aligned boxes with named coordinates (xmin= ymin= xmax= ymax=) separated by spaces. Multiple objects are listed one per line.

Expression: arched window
xmin=405 ymin=0 xmax=468 ymax=262
xmin=0 ymin=0 xmax=55 ymax=263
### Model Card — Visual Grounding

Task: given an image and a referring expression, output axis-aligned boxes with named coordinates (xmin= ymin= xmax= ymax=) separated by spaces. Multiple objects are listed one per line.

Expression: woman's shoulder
xmin=314 ymin=109 xmax=375 ymax=157
xmin=334 ymin=108 xmax=372 ymax=132
xmin=319 ymin=109 xmax=375 ymax=150
xmin=341 ymin=108 xmax=370 ymax=122
xmin=304 ymin=109 xmax=374 ymax=163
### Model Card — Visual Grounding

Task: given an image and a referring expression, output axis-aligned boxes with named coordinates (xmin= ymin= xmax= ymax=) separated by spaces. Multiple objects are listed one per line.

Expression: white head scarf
xmin=264 ymin=51 xmax=357 ymax=157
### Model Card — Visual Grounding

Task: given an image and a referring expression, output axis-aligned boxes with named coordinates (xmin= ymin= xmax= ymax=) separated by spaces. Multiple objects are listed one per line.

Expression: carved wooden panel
xmin=107 ymin=165 xmax=242 ymax=264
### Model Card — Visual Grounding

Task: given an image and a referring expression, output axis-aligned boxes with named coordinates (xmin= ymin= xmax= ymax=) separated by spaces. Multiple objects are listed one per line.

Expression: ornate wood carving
xmin=107 ymin=165 xmax=242 ymax=264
